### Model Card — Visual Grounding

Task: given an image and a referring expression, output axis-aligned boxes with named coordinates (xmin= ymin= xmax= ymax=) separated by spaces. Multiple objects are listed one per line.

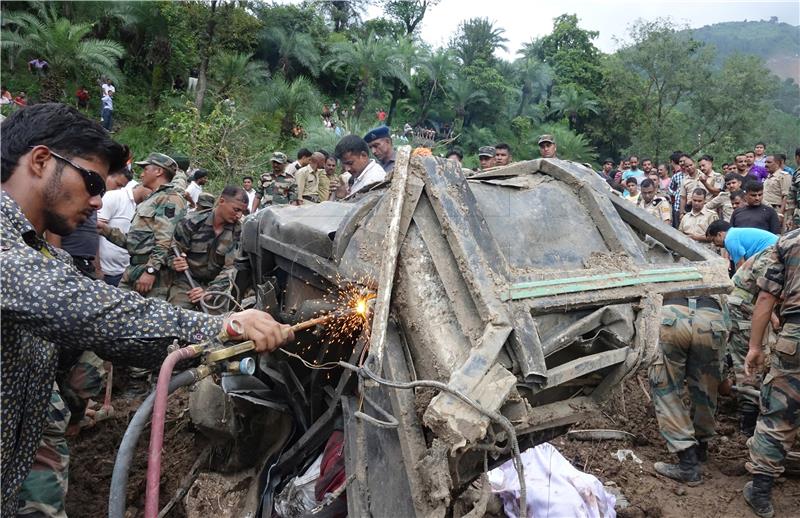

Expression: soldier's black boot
xmin=696 ymin=441 xmax=708 ymax=463
xmin=743 ymin=475 xmax=775 ymax=518
xmin=654 ymin=446 xmax=702 ymax=486
xmin=740 ymin=409 xmax=759 ymax=437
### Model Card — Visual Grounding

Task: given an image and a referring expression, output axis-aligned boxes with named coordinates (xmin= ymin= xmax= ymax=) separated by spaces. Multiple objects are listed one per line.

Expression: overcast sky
xmin=363 ymin=0 xmax=800 ymax=58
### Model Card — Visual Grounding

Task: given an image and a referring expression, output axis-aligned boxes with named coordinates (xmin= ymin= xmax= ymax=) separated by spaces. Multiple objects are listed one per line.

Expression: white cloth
xmin=97 ymin=188 xmax=135 ymax=276
xmin=186 ymin=181 xmax=202 ymax=204
xmin=348 ymin=160 xmax=386 ymax=196
xmin=488 ymin=442 xmax=616 ymax=518
xmin=245 ymin=188 xmax=257 ymax=212
xmin=101 ymin=83 xmax=116 ymax=96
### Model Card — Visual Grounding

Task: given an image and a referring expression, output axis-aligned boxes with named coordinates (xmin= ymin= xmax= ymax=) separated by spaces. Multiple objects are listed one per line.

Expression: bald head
xmin=311 ymin=152 xmax=326 ymax=170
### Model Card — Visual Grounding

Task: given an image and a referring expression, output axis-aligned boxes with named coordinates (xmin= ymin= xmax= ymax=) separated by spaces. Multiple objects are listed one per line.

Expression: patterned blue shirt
xmin=0 ymin=192 xmax=223 ymax=515
xmin=669 ymin=172 xmax=684 ymax=212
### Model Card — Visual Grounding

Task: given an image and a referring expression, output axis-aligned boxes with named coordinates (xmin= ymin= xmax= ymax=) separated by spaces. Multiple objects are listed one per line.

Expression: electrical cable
xmin=337 ymin=361 xmax=528 ymax=518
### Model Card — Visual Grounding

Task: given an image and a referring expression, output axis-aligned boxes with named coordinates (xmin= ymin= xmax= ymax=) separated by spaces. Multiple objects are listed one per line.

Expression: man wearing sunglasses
xmin=0 ymin=103 xmax=293 ymax=517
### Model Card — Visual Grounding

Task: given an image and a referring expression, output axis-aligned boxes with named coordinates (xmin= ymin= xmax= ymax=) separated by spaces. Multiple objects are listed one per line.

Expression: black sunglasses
xmin=34 ymin=147 xmax=106 ymax=197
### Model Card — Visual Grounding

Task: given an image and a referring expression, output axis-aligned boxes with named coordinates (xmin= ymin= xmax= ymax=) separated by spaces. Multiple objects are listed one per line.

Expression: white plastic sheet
xmin=487 ymin=442 xmax=616 ymax=518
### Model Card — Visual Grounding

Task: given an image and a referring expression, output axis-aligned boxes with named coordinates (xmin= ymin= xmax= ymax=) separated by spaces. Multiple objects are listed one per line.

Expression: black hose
xmin=108 ymin=370 xmax=198 ymax=518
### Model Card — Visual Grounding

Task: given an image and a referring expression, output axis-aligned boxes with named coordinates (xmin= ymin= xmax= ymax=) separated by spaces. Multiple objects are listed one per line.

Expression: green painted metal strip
xmin=505 ymin=271 xmax=703 ymax=300
xmin=509 ymin=267 xmax=699 ymax=291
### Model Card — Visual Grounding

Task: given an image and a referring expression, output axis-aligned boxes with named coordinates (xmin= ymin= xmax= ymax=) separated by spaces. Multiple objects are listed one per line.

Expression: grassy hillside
xmin=688 ymin=20 xmax=800 ymax=82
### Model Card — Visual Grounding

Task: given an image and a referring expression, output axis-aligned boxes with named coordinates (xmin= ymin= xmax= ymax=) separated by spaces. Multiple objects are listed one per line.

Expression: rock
xmin=673 ymin=487 xmax=687 ymax=496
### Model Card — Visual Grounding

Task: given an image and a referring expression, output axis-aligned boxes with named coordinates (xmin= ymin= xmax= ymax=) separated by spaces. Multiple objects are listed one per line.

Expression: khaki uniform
xmin=168 ymin=209 xmax=240 ymax=311
xmin=638 ymin=196 xmax=672 ymax=225
xmin=650 ymin=299 xmax=730 ymax=452
xmin=705 ymin=191 xmax=734 ymax=221
xmin=728 ymin=248 xmax=774 ymax=414
xmin=747 ymin=230 xmax=800 ymax=478
xmin=680 ymin=173 xmax=710 ymax=205
xmin=763 ymin=171 xmax=785 ymax=208
xmin=318 ymin=174 xmax=332 ymax=202
xmin=105 ymin=182 xmax=187 ymax=299
xmin=256 ymin=171 xmax=294 ymax=207
xmin=294 ymin=165 xmax=321 ymax=203
xmin=679 ymin=208 xmax=719 ymax=239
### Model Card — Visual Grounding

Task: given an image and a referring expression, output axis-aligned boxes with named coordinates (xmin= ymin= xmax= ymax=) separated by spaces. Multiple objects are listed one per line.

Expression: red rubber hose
xmin=144 ymin=347 xmax=201 ymax=518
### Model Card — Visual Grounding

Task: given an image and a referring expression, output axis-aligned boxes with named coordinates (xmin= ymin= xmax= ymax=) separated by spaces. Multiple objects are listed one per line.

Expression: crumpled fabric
xmin=487 ymin=442 xmax=616 ymax=518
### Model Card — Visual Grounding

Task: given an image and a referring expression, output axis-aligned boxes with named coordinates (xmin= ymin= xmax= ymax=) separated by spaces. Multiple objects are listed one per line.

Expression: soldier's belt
xmin=130 ymin=255 xmax=149 ymax=265
xmin=663 ymin=296 xmax=720 ymax=311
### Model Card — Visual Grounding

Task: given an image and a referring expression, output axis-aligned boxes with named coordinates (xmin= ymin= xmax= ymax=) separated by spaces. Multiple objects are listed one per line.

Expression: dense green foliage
xmin=1 ymin=1 xmax=797 ymax=182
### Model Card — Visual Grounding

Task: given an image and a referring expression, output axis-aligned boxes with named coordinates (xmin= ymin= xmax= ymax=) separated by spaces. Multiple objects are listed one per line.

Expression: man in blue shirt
xmin=706 ymin=221 xmax=778 ymax=268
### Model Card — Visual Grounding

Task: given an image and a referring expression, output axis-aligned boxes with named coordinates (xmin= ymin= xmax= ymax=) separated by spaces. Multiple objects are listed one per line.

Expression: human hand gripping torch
xmin=143 ymin=292 xmax=375 ymax=518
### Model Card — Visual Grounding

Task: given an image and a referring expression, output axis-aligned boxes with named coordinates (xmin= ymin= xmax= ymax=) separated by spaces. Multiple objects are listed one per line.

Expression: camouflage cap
xmin=537 ymin=134 xmax=555 ymax=145
xmin=134 ymin=152 xmax=178 ymax=174
xmin=478 ymin=146 xmax=496 ymax=158
xmin=271 ymin=152 xmax=288 ymax=164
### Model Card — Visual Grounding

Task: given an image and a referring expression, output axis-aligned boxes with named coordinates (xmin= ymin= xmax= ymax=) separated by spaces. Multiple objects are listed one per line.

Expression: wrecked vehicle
xmin=111 ymin=150 xmax=731 ymax=517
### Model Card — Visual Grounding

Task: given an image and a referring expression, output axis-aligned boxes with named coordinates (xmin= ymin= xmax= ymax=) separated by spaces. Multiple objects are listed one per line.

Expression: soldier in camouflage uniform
xmin=649 ymin=295 xmax=730 ymax=485
xmin=168 ymin=186 xmax=247 ymax=312
xmin=742 ymin=229 xmax=800 ymax=517
xmin=787 ymin=166 xmax=800 ymax=230
xmin=728 ymin=247 xmax=775 ymax=436
xmin=254 ymin=152 xmax=295 ymax=209
xmin=18 ymin=352 xmax=106 ymax=517
xmin=100 ymin=152 xmax=187 ymax=300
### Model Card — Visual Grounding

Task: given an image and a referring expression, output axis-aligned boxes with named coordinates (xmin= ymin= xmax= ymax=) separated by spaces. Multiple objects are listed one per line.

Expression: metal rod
xmin=172 ymin=245 xmax=208 ymax=314
xmin=290 ymin=313 xmax=337 ymax=333
xmin=509 ymin=266 xmax=701 ymax=290
xmin=366 ymin=145 xmax=412 ymax=376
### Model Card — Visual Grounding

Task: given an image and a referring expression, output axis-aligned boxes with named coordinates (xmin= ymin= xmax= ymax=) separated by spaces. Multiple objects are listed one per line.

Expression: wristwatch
xmin=146 ymin=266 xmax=157 ymax=275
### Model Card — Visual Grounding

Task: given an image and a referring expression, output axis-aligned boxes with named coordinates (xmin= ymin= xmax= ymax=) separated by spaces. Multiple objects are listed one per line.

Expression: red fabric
xmin=315 ymin=430 xmax=346 ymax=501
xmin=76 ymin=89 xmax=90 ymax=101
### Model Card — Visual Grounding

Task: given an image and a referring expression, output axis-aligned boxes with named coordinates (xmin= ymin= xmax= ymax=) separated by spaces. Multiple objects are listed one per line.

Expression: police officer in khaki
xmin=293 ymin=152 xmax=326 ymax=204
xmin=638 ymin=178 xmax=672 ymax=226
xmin=100 ymin=152 xmax=186 ymax=299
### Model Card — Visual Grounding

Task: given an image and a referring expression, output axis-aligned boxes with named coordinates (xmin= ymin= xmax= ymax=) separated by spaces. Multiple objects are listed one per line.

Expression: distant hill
xmin=686 ymin=20 xmax=800 ymax=82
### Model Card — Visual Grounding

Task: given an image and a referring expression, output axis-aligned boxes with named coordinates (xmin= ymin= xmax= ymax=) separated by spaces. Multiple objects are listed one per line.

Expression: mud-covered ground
xmin=556 ymin=376 xmax=800 ymax=518
xmin=66 ymin=374 xmax=799 ymax=517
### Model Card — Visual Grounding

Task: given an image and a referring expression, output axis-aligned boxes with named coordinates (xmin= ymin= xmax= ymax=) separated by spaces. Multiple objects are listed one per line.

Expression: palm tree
xmin=211 ymin=52 xmax=269 ymax=97
xmin=257 ymin=76 xmax=321 ymax=138
xmin=514 ymin=56 xmax=553 ymax=118
xmin=1 ymin=4 xmax=124 ymax=102
xmin=451 ymin=18 xmax=508 ymax=67
xmin=447 ymin=80 xmax=489 ymax=133
xmin=323 ymin=32 xmax=411 ymax=118
xmin=548 ymin=84 xmax=599 ymax=130
xmin=262 ymin=27 xmax=321 ymax=77
xmin=416 ymin=48 xmax=457 ymax=125
xmin=385 ymin=37 xmax=418 ymax=126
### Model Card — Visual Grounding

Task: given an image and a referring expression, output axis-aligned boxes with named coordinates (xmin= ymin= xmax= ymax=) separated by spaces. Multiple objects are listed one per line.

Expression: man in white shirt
xmin=285 ymin=148 xmax=312 ymax=178
xmin=97 ymin=180 xmax=151 ymax=286
xmin=185 ymin=169 xmax=208 ymax=209
xmin=334 ymin=134 xmax=387 ymax=198
xmin=243 ymin=175 xmax=257 ymax=213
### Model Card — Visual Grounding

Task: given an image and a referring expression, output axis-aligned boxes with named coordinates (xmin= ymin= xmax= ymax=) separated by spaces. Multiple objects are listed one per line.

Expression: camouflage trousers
xmin=168 ymin=278 xmax=227 ymax=314
xmin=649 ymin=303 xmax=729 ymax=453
xmin=17 ymin=353 xmax=106 ymax=517
xmin=729 ymin=299 xmax=763 ymax=413
xmin=747 ymin=323 xmax=800 ymax=478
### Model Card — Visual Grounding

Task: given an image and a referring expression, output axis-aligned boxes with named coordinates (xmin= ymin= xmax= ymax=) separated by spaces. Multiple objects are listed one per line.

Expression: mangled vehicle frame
xmin=165 ymin=151 xmax=732 ymax=517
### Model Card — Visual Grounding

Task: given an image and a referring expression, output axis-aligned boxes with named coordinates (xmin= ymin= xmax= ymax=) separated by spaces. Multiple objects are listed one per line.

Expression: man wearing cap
xmin=478 ymin=146 xmax=496 ymax=171
xmin=363 ymin=126 xmax=395 ymax=174
xmin=99 ymin=152 xmax=186 ymax=299
xmin=538 ymin=135 xmax=557 ymax=159
xmin=254 ymin=152 xmax=295 ymax=209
